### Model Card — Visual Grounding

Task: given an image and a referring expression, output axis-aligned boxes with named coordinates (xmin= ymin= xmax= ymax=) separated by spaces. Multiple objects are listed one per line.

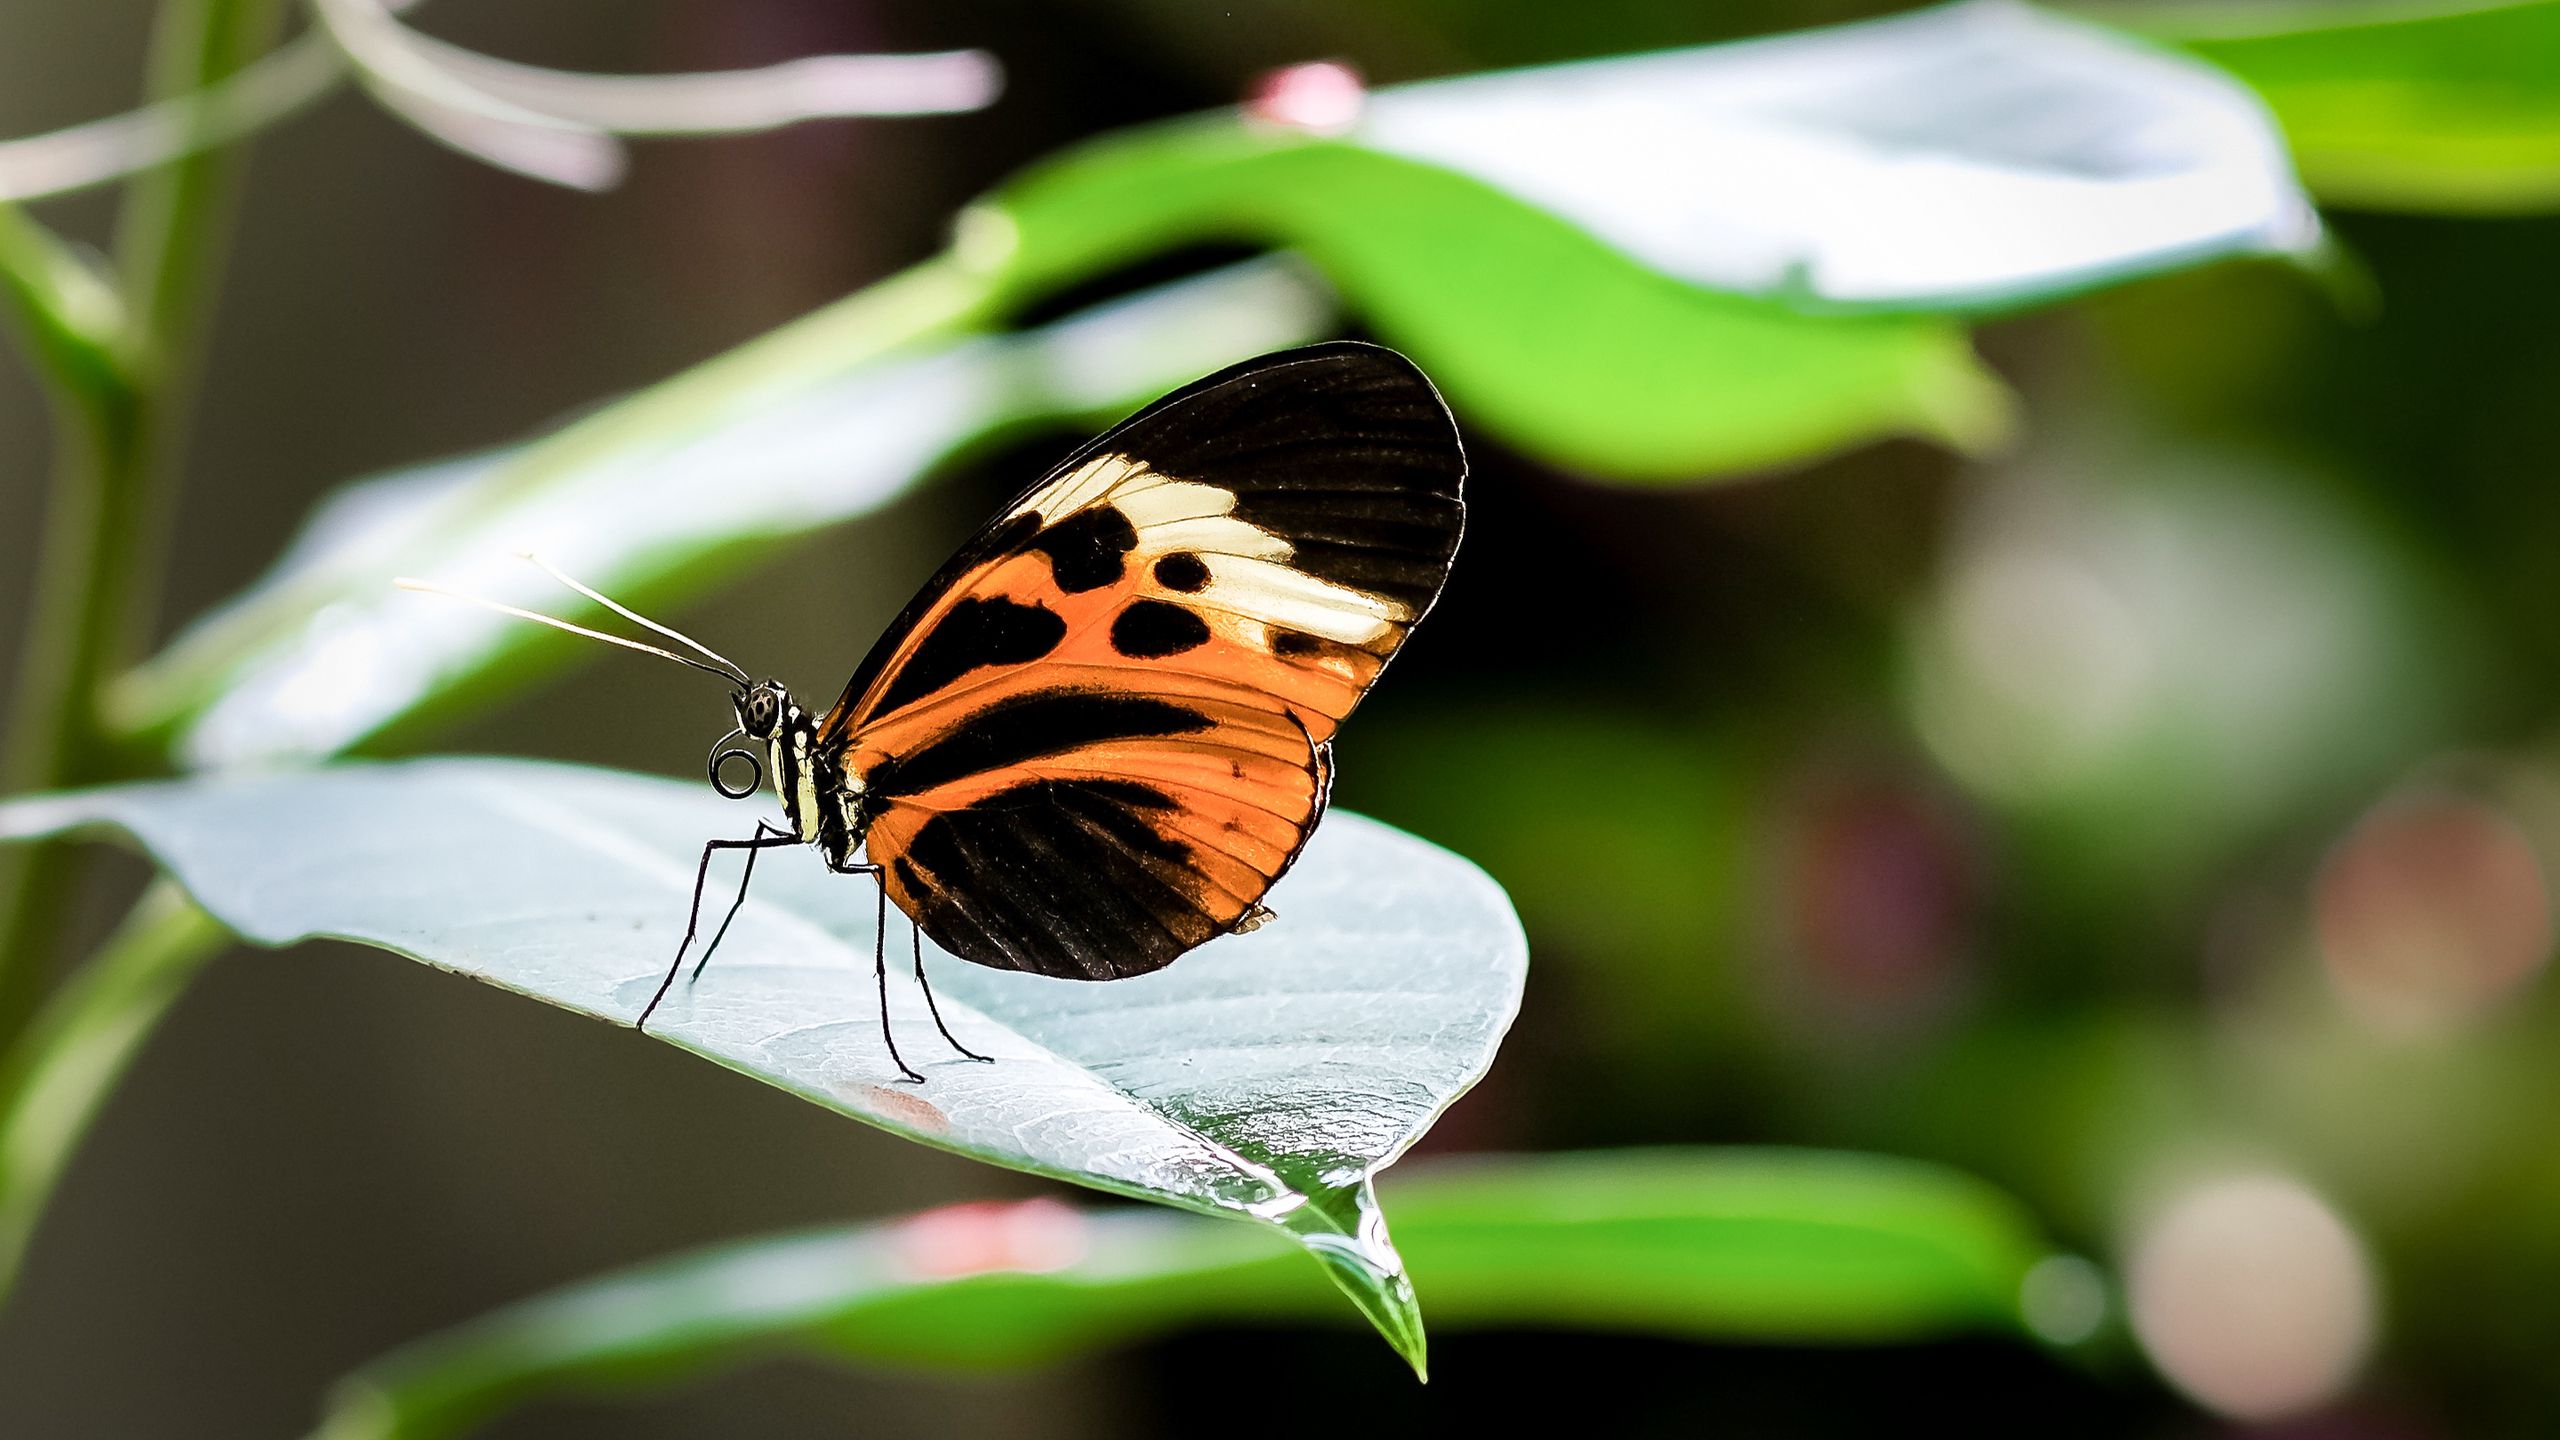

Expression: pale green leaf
xmin=0 ymin=758 xmax=1530 ymax=1374
xmin=2110 ymin=0 xmax=2560 ymax=211
xmin=1349 ymin=0 xmax=2321 ymax=310
xmin=978 ymin=130 xmax=2012 ymax=482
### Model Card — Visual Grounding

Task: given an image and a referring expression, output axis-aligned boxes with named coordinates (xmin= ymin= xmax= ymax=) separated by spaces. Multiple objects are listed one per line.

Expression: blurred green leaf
xmin=2117 ymin=0 xmax=2560 ymax=212
xmin=109 ymin=258 xmax=1331 ymax=767
xmin=311 ymin=1149 xmax=2073 ymax=1440
xmin=961 ymin=0 xmax=2336 ymax=481
xmin=0 ymin=758 xmax=1529 ymax=1374
xmin=1347 ymin=1 xmax=2320 ymax=311
xmin=0 ymin=203 xmax=129 ymax=408
xmin=980 ymin=133 xmax=2010 ymax=481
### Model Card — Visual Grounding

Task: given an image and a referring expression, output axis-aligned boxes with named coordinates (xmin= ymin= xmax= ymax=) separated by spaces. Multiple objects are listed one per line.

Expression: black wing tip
xmin=1113 ymin=338 xmax=1463 ymax=467
xmin=1215 ymin=340 xmax=1457 ymax=425
xmin=1244 ymin=343 xmax=1466 ymax=502
xmin=1204 ymin=337 xmax=1423 ymax=380
xmin=1197 ymin=340 xmax=1467 ymax=632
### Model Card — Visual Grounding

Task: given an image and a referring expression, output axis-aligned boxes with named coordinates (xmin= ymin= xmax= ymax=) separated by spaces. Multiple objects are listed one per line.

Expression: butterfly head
xmin=709 ymin=679 xmax=800 ymax=806
xmin=723 ymin=680 xmax=851 ymax=856
xmin=734 ymin=680 xmax=790 ymax=741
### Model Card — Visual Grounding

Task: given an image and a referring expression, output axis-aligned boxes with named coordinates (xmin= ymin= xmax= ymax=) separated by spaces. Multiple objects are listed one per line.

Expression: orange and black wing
xmin=818 ymin=342 xmax=1462 ymax=981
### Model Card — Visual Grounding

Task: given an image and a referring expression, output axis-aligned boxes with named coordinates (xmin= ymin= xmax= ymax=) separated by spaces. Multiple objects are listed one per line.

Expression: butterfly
xmin=409 ymin=342 xmax=1465 ymax=1080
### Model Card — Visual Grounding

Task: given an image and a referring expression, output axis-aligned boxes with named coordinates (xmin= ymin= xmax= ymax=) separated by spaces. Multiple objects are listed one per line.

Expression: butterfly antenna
xmin=517 ymin=552 xmax=749 ymax=684
xmin=393 ymin=577 xmax=743 ymax=687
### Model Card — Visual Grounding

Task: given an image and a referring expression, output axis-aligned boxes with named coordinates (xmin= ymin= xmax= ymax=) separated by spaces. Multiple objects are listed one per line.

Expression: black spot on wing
xmin=1036 ymin=343 xmax=1463 ymax=622
xmin=866 ymin=691 xmax=1212 ymax=800
xmin=900 ymin=777 xmax=1215 ymax=979
xmin=1023 ymin=505 xmax=1136 ymax=593
xmin=870 ymin=594 xmax=1067 ymax=717
xmin=1110 ymin=600 xmax=1211 ymax=658
xmin=1152 ymin=553 xmax=1210 ymax=592
xmin=826 ymin=511 xmax=1041 ymax=732
xmin=1271 ymin=630 xmax=1327 ymax=658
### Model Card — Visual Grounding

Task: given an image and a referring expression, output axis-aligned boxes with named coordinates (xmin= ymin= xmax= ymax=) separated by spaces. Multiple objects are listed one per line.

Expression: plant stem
xmin=0 ymin=879 xmax=226 ymax=1304
xmin=117 ymin=0 xmax=288 ymax=397
xmin=0 ymin=0 xmax=284 ymax=1045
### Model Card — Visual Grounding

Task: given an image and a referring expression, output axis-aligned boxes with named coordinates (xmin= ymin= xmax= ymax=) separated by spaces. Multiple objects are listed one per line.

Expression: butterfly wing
xmin=821 ymin=342 xmax=1462 ymax=980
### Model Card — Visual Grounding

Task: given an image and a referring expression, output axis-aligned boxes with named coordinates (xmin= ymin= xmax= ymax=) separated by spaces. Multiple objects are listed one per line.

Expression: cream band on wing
xmin=1023 ymin=454 xmax=1410 ymax=649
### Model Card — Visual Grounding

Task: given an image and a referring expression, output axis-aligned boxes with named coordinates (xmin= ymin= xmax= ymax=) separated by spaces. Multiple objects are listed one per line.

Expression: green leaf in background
xmin=981 ymin=134 xmax=2010 ymax=481
xmin=962 ymin=0 xmax=2323 ymax=480
xmin=0 ymin=758 xmax=1528 ymax=1373
xmin=2109 ymin=0 xmax=2560 ymax=212
xmin=1351 ymin=0 xmax=2319 ymax=312
xmin=311 ymin=1149 xmax=2083 ymax=1440
xmin=107 ymin=258 xmax=1332 ymax=767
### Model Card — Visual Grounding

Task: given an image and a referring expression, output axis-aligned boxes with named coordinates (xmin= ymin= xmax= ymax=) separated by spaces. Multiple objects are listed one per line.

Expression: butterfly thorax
xmin=740 ymin=682 xmax=871 ymax=870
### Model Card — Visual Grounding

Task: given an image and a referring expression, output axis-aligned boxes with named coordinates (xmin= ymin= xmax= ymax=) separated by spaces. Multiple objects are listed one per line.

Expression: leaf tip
xmin=1335 ymin=1258 xmax=1428 ymax=1380
xmin=1279 ymin=1179 xmax=1430 ymax=1378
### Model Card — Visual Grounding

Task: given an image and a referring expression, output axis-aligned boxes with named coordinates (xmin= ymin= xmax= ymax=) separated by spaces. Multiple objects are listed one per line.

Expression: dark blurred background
xmin=6 ymin=1 xmax=2559 ymax=1435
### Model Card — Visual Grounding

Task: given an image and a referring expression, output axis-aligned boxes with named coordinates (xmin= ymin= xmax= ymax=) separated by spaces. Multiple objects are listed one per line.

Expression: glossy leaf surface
xmin=0 ymin=758 xmax=1529 ymax=1372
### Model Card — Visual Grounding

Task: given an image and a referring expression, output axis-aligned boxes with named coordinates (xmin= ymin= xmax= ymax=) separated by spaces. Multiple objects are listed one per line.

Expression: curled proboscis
xmin=707 ymin=739 xmax=763 ymax=800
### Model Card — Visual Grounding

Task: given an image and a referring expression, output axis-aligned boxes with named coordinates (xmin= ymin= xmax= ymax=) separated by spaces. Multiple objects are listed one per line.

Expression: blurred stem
xmin=0 ymin=0 xmax=283 ymax=1045
xmin=0 ymin=880 xmax=226 ymax=1306
xmin=118 ymin=0 xmax=289 ymax=385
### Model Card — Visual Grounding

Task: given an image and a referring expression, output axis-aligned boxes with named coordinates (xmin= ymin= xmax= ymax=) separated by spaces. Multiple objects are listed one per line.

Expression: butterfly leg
xmin=637 ymin=824 xmax=797 ymax=1033
xmin=913 ymin=920 xmax=994 ymax=1063
xmin=861 ymin=867 xmax=927 ymax=1084
xmin=693 ymin=820 xmax=789 ymax=981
